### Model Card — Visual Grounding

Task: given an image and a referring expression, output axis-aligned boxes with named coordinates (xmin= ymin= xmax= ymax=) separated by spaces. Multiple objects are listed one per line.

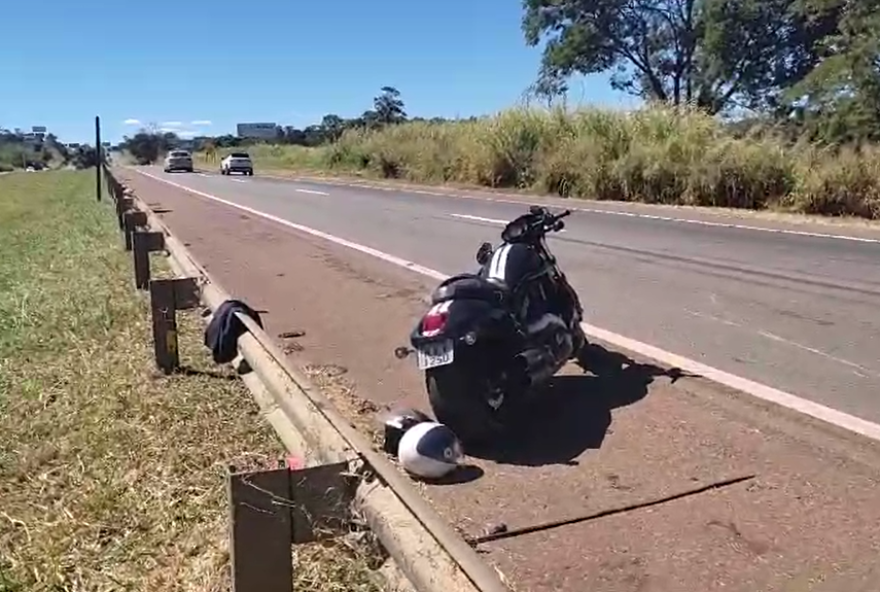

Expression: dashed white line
xmin=132 ymin=167 xmax=880 ymax=444
xmin=757 ymin=330 xmax=880 ymax=379
xmin=295 ymin=188 xmax=329 ymax=195
xmin=685 ymin=309 xmax=879 ymax=378
xmin=575 ymin=208 xmax=880 ymax=244
xmin=684 ymin=309 xmax=744 ymax=328
xmin=449 ymin=213 xmax=507 ymax=224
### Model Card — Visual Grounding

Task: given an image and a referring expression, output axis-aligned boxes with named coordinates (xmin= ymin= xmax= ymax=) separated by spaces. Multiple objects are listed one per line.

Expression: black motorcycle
xmin=402 ymin=205 xmax=587 ymax=445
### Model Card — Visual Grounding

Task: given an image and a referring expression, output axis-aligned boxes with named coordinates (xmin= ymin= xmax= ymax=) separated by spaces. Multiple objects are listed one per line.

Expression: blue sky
xmin=1 ymin=0 xmax=636 ymax=144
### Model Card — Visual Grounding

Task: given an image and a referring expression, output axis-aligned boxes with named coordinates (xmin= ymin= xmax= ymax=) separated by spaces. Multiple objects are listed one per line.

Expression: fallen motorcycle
xmin=400 ymin=205 xmax=587 ymax=446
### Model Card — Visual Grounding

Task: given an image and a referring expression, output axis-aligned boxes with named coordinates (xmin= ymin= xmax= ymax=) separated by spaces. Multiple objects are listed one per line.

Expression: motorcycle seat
xmin=430 ymin=273 xmax=509 ymax=304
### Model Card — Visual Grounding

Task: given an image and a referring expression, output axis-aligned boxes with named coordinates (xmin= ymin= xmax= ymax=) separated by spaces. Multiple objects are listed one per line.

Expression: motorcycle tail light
xmin=421 ymin=303 xmax=449 ymax=336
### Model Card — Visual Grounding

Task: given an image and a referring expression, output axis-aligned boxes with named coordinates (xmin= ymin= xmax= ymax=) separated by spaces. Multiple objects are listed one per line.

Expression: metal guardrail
xmin=100 ymin=163 xmax=513 ymax=592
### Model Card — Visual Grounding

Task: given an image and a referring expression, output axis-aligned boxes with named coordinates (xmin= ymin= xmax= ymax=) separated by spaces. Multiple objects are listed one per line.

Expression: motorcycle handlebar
xmin=506 ymin=207 xmax=572 ymax=242
xmin=544 ymin=209 xmax=571 ymax=231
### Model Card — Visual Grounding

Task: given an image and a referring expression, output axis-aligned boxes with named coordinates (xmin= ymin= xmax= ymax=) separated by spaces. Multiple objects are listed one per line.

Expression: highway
xmin=138 ymin=167 xmax=880 ymax=425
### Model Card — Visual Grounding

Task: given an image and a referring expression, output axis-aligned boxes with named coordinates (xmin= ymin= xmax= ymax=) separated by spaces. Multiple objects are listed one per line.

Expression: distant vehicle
xmin=220 ymin=152 xmax=253 ymax=176
xmin=164 ymin=150 xmax=194 ymax=173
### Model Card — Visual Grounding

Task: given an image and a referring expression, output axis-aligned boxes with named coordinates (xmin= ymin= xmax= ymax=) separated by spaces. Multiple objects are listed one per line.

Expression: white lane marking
xmin=132 ymin=167 xmax=880 ymax=443
xmin=231 ymin=178 xmax=248 ymax=183
xmin=450 ymin=213 xmax=507 ymax=225
xmin=757 ymin=330 xmax=880 ymax=379
xmin=686 ymin=309 xmax=879 ymax=378
xmin=296 ymin=188 xmax=329 ymax=195
xmin=276 ymin=175 xmax=880 ymax=245
xmin=684 ymin=309 xmax=744 ymax=328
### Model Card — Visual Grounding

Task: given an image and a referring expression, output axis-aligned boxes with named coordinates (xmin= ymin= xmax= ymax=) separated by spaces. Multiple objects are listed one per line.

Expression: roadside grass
xmin=195 ymin=144 xmax=327 ymax=174
xmin=0 ymin=171 xmax=385 ymax=591
xmin=199 ymin=105 xmax=880 ymax=219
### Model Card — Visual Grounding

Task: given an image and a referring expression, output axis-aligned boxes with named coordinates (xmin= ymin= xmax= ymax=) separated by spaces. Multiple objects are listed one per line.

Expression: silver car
xmin=164 ymin=150 xmax=193 ymax=173
xmin=220 ymin=152 xmax=254 ymax=176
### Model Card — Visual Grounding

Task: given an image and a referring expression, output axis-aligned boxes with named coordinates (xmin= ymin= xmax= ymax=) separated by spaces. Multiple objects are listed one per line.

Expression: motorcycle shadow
xmin=466 ymin=342 xmax=690 ymax=468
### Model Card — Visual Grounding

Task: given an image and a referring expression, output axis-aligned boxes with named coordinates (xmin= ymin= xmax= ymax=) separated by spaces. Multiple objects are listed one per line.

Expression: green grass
xmin=200 ymin=105 xmax=880 ymax=219
xmin=0 ymin=170 xmax=386 ymax=591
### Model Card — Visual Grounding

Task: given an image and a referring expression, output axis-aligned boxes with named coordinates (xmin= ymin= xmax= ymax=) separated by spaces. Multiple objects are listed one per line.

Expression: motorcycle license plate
xmin=416 ymin=340 xmax=454 ymax=370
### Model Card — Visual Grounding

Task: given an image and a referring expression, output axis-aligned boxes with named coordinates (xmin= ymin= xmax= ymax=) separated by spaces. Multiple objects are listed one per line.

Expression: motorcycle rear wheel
xmin=425 ymin=365 xmax=505 ymax=448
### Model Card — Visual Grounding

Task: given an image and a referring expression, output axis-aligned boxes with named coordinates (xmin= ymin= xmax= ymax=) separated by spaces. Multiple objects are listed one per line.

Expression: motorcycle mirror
xmin=476 ymin=242 xmax=493 ymax=265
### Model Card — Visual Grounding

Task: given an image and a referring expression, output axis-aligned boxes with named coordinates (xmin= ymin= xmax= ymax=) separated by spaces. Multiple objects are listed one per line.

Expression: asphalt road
xmin=138 ymin=167 xmax=880 ymax=425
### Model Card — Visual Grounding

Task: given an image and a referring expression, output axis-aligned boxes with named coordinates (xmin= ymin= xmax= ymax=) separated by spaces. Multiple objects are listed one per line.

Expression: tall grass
xmin=0 ymin=145 xmax=27 ymax=172
xmin=209 ymin=105 xmax=880 ymax=219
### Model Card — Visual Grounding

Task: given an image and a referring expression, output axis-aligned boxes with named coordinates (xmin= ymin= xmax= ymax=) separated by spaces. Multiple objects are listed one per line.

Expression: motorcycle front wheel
xmin=425 ymin=364 xmax=506 ymax=448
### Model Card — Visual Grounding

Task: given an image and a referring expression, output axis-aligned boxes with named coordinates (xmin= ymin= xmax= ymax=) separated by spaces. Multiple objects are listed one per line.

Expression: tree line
xmin=0 ymin=129 xmax=97 ymax=171
xmin=120 ymin=86 xmax=445 ymax=162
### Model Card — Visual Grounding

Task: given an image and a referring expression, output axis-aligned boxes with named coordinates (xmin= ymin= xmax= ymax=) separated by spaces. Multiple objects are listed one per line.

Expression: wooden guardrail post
xmin=148 ymin=277 xmax=200 ymax=373
xmin=116 ymin=195 xmax=134 ymax=231
xmin=132 ymin=231 xmax=165 ymax=290
xmin=227 ymin=460 xmax=356 ymax=592
xmin=123 ymin=210 xmax=148 ymax=251
xmin=106 ymin=171 xmax=118 ymax=202
xmin=112 ymin=178 xmax=123 ymax=202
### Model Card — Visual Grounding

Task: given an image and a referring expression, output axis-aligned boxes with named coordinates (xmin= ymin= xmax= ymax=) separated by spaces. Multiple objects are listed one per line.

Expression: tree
xmin=301 ymin=125 xmax=325 ymax=146
xmin=785 ymin=0 xmax=880 ymax=143
xmin=213 ymin=134 xmax=241 ymax=148
xmin=283 ymin=126 xmax=307 ymax=145
xmin=320 ymin=114 xmax=345 ymax=141
xmin=526 ymin=75 xmax=569 ymax=108
xmin=121 ymin=131 xmax=163 ymax=164
xmin=521 ymin=0 xmax=839 ymax=114
xmin=71 ymin=145 xmax=98 ymax=169
xmin=373 ymin=86 xmax=407 ymax=124
xmin=351 ymin=109 xmax=383 ymax=130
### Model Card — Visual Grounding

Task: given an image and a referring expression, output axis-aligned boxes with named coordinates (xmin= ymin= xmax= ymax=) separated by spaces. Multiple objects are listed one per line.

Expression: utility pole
xmin=95 ymin=116 xmax=102 ymax=201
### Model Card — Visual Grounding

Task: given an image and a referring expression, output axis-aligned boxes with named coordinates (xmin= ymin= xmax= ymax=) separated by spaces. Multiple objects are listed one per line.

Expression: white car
xmin=220 ymin=152 xmax=253 ymax=176
xmin=164 ymin=150 xmax=193 ymax=173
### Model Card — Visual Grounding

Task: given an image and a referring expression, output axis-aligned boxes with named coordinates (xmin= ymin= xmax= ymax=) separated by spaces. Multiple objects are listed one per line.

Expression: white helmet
xmin=398 ymin=421 xmax=464 ymax=480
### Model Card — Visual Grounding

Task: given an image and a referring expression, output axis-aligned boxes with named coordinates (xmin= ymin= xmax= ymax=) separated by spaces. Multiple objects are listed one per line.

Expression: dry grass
xmin=0 ymin=170 xmax=387 ymax=591
xmin=200 ymin=105 xmax=880 ymax=219
xmin=301 ymin=364 xmax=384 ymax=448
